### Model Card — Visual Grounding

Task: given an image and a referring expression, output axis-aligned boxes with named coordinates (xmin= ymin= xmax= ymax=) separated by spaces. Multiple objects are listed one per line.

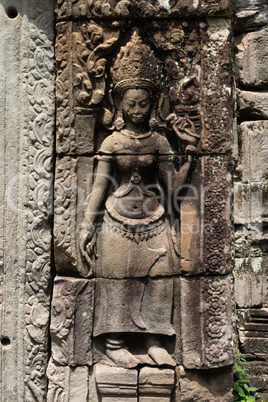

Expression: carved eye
xmin=140 ymin=101 xmax=150 ymax=108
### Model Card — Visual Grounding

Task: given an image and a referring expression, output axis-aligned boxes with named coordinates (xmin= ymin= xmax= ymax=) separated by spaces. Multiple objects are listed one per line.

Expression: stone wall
xmin=234 ymin=2 xmax=268 ymax=399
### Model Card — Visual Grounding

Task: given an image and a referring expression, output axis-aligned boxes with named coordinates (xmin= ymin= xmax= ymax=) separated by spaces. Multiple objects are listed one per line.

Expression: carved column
xmin=51 ymin=1 xmax=236 ymax=400
xmin=0 ymin=0 xmax=54 ymax=400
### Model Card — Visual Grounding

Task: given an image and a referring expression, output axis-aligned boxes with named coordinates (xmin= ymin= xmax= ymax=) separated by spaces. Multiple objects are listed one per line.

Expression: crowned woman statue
xmin=80 ymin=30 xmax=199 ymax=369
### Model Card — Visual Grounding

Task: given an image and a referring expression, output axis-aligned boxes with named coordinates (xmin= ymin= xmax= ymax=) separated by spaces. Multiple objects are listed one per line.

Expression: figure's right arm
xmin=83 ymin=158 xmax=112 ymax=225
xmin=80 ymin=134 xmax=114 ymax=268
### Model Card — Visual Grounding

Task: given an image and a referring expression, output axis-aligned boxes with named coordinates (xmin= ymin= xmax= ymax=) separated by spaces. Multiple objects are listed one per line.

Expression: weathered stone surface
xmin=238 ymin=121 xmax=268 ymax=182
xmin=47 ymin=360 xmax=90 ymax=401
xmin=235 ymin=32 xmax=268 ymax=88
xmin=54 ymin=156 xmax=94 ymax=277
xmin=56 ymin=19 xmax=232 ymax=155
xmin=94 ymin=278 xmax=174 ymax=338
xmin=56 ymin=21 xmax=120 ymax=154
xmin=201 ymin=18 xmax=232 ymax=153
xmin=234 ymin=183 xmax=268 ymax=225
xmin=236 ymin=0 xmax=268 ymax=32
xmin=177 ymin=366 xmax=234 ymax=401
xmin=247 ymin=361 xmax=268 ymax=393
xmin=56 ymin=0 xmax=232 ymax=20
xmin=234 ymin=257 xmax=267 ymax=308
xmin=95 ymin=364 xmax=138 ymax=401
xmin=50 ymin=277 xmax=95 ymax=366
xmin=237 ymin=89 xmax=268 ymax=120
xmin=181 ymin=275 xmax=236 ymax=369
xmin=139 ymin=367 xmax=175 ymax=401
xmin=181 ymin=155 xmax=233 ymax=275
xmin=0 ymin=1 xmax=54 ymax=401
xmin=52 ymin=3 xmax=235 ymax=399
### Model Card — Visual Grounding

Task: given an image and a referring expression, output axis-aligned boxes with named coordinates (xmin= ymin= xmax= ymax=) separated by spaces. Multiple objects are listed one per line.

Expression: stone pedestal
xmin=96 ymin=364 xmax=138 ymax=401
xmin=139 ymin=367 xmax=175 ymax=402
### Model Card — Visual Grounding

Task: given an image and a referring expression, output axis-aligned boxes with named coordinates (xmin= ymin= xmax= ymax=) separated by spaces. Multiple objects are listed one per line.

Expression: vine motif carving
xmin=56 ymin=21 xmax=75 ymax=153
xmin=202 ymin=19 xmax=232 ymax=153
xmin=47 ymin=360 xmax=67 ymax=401
xmin=24 ymin=2 xmax=55 ymax=400
xmin=204 ymin=277 xmax=235 ymax=366
xmin=54 ymin=157 xmax=78 ymax=269
xmin=203 ymin=157 xmax=232 ymax=274
xmin=73 ymin=21 xmax=120 ymax=107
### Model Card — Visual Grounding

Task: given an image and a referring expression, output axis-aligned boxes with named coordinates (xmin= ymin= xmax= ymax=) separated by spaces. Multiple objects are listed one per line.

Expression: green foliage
xmin=233 ymin=350 xmax=259 ymax=402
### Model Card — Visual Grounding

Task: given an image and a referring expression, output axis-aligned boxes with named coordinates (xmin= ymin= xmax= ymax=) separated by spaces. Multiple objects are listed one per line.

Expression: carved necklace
xmin=121 ymin=129 xmax=152 ymax=139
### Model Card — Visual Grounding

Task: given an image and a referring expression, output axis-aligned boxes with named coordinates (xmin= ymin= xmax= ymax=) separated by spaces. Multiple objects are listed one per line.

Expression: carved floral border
xmin=22 ymin=2 xmax=55 ymax=400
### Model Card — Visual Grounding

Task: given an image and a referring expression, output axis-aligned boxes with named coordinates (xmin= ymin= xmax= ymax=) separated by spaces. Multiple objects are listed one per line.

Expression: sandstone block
xmin=237 ymin=89 xmax=268 ymax=119
xmin=95 ymin=364 xmax=138 ymax=401
xmin=236 ymin=0 xmax=268 ymax=32
xmin=235 ymin=223 xmax=268 ymax=257
xmin=235 ymin=32 xmax=268 ymax=88
xmin=47 ymin=360 xmax=90 ymax=402
xmin=181 ymin=156 xmax=233 ymax=275
xmin=50 ymin=277 xmax=95 ymax=366
xmin=246 ymin=361 xmax=268 ymax=392
xmin=234 ymin=182 xmax=268 ymax=225
xmin=139 ymin=367 xmax=175 ymax=402
xmin=234 ymin=257 xmax=266 ymax=308
xmin=181 ymin=275 xmax=236 ymax=369
xmin=54 ymin=156 xmax=94 ymax=277
xmin=239 ymin=121 xmax=268 ymax=182
xmin=177 ymin=366 xmax=233 ymax=401
xmin=94 ymin=278 xmax=174 ymax=338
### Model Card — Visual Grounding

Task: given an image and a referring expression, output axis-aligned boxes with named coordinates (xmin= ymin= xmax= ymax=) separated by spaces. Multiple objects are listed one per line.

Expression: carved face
xmin=122 ymin=89 xmax=151 ymax=125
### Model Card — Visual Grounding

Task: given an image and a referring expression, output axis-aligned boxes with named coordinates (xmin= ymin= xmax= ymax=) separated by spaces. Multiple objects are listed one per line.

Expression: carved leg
xmin=105 ymin=335 xmax=140 ymax=369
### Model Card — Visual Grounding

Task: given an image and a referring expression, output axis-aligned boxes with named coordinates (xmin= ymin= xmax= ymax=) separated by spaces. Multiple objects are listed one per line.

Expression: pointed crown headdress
xmin=111 ymin=30 xmax=159 ymax=95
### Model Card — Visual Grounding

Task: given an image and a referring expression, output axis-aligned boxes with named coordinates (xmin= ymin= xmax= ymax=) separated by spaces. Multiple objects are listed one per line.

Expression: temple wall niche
xmin=50 ymin=0 xmax=236 ymax=400
xmin=234 ymin=2 xmax=268 ymax=399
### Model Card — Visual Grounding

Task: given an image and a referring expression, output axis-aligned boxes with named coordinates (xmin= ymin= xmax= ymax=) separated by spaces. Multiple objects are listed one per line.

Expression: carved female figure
xmin=80 ymin=31 xmax=199 ymax=369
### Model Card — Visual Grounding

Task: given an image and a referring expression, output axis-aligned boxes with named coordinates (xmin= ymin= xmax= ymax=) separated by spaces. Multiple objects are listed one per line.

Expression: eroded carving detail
xmin=202 ymin=18 xmax=232 ymax=153
xmin=73 ymin=21 xmax=119 ymax=108
xmin=24 ymin=2 xmax=55 ymax=400
xmin=56 ymin=0 xmax=232 ymax=19
xmin=203 ymin=156 xmax=233 ymax=274
xmin=54 ymin=156 xmax=78 ymax=270
xmin=56 ymin=21 xmax=75 ymax=153
xmin=181 ymin=275 xmax=235 ymax=369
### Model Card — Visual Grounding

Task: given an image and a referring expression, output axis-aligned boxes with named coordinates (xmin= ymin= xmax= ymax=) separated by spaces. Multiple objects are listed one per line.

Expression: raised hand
xmin=166 ymin=113 xmax=200 ymax=153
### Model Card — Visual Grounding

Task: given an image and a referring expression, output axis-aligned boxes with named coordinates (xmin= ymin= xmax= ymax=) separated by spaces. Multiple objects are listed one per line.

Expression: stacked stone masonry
xmin=50 ymin=1 xmax=236 ymax=401
xmin=234 ymin=2 xmax=268 ymax=399
xmin=0 ymin=0 xmax=240 ymax=401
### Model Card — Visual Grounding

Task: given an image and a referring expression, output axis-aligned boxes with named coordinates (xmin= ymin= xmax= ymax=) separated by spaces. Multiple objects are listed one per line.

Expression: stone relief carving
xmin=78 ymin=30 xmax=199 ymax=369
xmin=51 ymin=10 xmax=235 ymax=400
xmin=23 ymin=3 xmax=55 ymax=400
xmin=56 ymin=0 xmax=232 ymax=19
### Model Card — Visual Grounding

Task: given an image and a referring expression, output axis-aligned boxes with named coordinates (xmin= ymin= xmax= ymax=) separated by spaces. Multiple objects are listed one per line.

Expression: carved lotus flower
xmin=206 ymin=316 xmax=226 ymax=339
xmin=206 ymin=342 xmax=227 ymax=364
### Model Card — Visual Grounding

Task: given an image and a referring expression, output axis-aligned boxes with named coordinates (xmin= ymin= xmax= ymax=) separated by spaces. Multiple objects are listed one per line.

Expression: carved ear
xmin=114 ymin=104 xmax=125 ymax=130
xmin=149 ymin=98 xmax=159 ymax=130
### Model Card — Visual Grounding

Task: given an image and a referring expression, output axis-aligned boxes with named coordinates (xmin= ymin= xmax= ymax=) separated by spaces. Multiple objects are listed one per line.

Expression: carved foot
xmin=147 ymin=338 xmax=176 ymax=367
xmin=105 ymin=337 xmax=140 ymax=369
xmin=106 ymin=347 xmax=140 ymax=369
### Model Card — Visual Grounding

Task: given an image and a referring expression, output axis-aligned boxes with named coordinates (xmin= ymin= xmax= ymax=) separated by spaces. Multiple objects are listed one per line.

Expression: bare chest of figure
xmin=110 ymin=134 xmax=160 ymax=219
